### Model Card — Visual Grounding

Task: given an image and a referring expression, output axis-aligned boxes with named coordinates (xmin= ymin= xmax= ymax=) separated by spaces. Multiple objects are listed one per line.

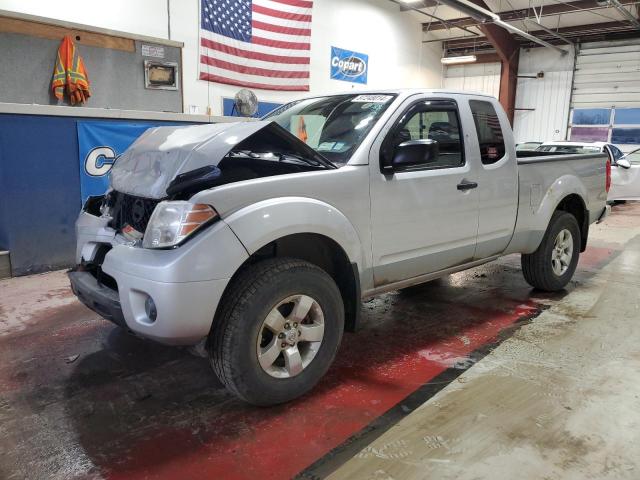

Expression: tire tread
xmin=209 ymin=257 xmax=338 ymax=403
xmin=521 ymin=211 xmax=580 ymax=292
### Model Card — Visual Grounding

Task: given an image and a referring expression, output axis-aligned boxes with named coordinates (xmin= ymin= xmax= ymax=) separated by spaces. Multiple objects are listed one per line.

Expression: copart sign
xmin=330 ymin=46 xmax=368 ymax=85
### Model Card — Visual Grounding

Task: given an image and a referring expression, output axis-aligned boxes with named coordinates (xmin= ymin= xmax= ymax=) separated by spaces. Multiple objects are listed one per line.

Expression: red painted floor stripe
xmin=107 ymin=301 xmax=540 ymax=480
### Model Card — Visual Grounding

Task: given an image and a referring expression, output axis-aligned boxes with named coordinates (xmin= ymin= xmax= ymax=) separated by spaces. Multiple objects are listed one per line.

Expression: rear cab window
xmin=469 ymin=100 xmax=506 ymax=165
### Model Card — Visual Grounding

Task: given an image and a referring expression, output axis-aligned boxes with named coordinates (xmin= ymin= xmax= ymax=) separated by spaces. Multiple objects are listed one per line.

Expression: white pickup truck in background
xmin=69 ymin=90 xmax=611 ymax=405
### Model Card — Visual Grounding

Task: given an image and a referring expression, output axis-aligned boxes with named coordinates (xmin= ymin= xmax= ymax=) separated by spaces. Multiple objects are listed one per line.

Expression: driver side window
xmin=384 ymin=103 xmax=465 ymax=171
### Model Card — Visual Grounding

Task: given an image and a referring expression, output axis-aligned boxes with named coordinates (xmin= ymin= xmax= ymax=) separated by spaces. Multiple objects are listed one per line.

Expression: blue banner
xmin=77 ymin=121 xmax=163 ymax=204
xmin=330 ymin=46 xmax=368 ymax=85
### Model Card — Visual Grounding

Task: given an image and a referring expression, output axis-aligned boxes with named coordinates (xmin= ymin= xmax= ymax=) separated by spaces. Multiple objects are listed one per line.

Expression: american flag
xmin=199 ymin=0 xmax=313 ymax=91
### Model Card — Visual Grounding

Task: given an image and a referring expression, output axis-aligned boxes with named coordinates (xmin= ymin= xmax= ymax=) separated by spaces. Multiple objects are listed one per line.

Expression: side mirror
xmin=616 ymin=158 xmax=631 ymax=169
xmin=385 ymin=139 xmax=439 ymax=172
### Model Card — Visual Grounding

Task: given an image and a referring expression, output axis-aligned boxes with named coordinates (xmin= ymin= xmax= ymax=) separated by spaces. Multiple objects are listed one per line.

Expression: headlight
xmin=143 ymin=201 xmax=218 ymax=249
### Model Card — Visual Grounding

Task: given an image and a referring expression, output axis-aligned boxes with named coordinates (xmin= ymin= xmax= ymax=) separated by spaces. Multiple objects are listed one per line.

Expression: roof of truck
xmin=311 ymin=88 xmax=497 ymax=99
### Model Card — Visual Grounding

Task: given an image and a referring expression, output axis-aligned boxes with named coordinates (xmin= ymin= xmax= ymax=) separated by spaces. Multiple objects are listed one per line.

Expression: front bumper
xmin=69 ymin=270 xmax=126 ymax=328
xmin=71 ymin=211 xmax=249 ymax=345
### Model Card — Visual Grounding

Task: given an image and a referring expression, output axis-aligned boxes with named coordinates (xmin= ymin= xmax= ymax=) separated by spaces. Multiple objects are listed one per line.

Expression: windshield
xmin=263 ymin=94 xmax=396 ymax=165
xmin=625 ymin=148 xmax=640 ymax=165
xmin=536 ymin=145 xmax=601 ymax=154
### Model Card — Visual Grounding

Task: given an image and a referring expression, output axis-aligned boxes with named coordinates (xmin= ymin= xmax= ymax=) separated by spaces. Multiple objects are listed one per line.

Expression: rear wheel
xmin=209 ymin=258 xmax=344 ymax=406
xmin=521 ymin=211 xmax=581 ymax=292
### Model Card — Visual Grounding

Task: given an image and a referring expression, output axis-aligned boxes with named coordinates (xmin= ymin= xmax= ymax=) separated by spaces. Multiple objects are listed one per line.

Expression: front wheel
xmin=521 ymin=211 xmax=581 ymax=291
xmin=209 ymin=258 xmax=344 ymax=406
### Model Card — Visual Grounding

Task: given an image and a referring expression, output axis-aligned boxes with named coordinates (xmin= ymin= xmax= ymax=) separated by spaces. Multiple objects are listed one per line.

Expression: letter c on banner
xmin=85 ymin=146 xmax=116 ymax=176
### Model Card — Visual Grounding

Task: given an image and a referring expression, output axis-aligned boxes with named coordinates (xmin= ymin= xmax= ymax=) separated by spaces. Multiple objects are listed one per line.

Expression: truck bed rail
xmin=517 ymin=152 xmax=608 ymax=165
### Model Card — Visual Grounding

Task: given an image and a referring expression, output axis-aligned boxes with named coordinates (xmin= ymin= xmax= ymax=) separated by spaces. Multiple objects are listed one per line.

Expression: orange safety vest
xmin=52 ymin=35 xmax=91 ymax=105
xmin=297 ymin=116 xmax=308 ymax=143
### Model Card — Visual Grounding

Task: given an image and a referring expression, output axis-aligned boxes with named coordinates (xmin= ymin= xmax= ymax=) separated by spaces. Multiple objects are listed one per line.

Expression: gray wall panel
xmin=0 ymin=32 xmax=182 ymax=112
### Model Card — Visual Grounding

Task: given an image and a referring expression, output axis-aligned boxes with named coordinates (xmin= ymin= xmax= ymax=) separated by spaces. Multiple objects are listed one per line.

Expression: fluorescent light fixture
xmin=441 ymin=55 xmax=477 ymax=65
xmin=398 ymin=0 xmax=424 ymax=3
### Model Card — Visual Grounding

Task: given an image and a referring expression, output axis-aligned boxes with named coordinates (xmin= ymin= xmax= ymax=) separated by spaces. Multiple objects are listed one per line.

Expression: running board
xmin=363 ymin=255 xmax=501 ymax=298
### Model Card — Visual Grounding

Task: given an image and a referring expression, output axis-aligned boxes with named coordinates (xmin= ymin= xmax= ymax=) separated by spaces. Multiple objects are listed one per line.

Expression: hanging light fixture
xmin=440 ymin=55 xmax=478 ymax=65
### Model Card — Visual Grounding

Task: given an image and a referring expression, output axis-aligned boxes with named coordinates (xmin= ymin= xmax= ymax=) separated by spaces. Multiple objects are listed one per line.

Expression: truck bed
xmin=506 ymin=152 xmax=609 ymax=255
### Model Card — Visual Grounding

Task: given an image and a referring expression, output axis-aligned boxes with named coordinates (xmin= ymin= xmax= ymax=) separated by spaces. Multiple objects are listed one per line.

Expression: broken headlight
xmin=142 ymin=201 xmax=218 ymax=249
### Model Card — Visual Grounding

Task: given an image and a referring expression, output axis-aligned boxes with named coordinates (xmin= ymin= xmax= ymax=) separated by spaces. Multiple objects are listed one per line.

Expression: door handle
xmin=457 ymin=180 xmax=478 ymax=191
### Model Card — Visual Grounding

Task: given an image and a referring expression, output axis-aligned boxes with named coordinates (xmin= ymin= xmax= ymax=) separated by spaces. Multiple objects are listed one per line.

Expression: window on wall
xmin=572 ymin=108 xmax=611 ymax=125
xmin=570 ymin=108 xmax=611 ymax=142
xmin=570 ymin=107 xmax=640 ymax=145
xmin=469 ymin=100 xmax=506 ymax=165
xmin=570 ymin=127 xmax=609 ymax=142
xmin=612 ymin=128 xmax=640 ymax=145
xmin=614 ymin=108 xmax=640 ymax=125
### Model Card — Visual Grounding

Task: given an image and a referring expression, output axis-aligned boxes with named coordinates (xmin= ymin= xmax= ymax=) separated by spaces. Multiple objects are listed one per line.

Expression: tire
xmin=521 ymin=211 xmax=581 ymax=292
xmin=209 ymin=258 xmax=344 ymax=406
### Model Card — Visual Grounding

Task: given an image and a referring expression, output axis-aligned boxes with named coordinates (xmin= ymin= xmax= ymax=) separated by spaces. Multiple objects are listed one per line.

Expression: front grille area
xmin=80 ymin=243 xmax=119 ymax=292
xmin=108 ymin=191 xmax=160 ymax=234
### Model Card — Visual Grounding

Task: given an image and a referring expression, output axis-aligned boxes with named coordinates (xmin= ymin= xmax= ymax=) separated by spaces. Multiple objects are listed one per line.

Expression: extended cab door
xmin=467 ymin=98 xmax=518 ymax=259
xmin=369 ymin=97 xmax=480 ymax=287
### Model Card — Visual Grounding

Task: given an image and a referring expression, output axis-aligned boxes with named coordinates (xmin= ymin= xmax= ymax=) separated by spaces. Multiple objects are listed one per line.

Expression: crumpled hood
xmin=110 ymin=120 xmax=270 ymax=199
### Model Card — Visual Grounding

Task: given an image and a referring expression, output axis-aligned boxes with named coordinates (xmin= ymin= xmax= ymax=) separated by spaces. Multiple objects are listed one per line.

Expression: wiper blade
xmin=228 ymin=149 xmax=337 ymax=169
xmin=278 ymin=152 xmax=336 ymax=169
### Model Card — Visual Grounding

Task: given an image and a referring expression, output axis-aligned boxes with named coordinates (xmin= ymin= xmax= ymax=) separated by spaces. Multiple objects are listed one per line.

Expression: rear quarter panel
xmin=506 ymin=153 xmax=608 ymax=255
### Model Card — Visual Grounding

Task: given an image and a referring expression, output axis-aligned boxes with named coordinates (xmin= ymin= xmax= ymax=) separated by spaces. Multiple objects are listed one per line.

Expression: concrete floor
xmin=329 ymin=204 xmax=640 ymax=480
xmin=0 ymin=203 xmax=639 ymax=480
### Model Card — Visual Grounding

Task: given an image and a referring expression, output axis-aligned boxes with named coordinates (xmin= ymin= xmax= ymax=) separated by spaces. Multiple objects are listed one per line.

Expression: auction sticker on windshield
xmin=352 ymin=95 xmax=393 ymax=103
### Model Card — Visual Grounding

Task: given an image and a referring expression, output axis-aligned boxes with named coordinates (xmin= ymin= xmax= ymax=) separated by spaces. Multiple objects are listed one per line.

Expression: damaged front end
xmin=80 ymin=120 xmax=334 ymax=250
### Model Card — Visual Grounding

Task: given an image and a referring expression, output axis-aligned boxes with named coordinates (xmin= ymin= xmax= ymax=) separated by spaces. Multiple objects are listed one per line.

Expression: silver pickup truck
xmin=69 ymin=90 xmax=610 ymax=405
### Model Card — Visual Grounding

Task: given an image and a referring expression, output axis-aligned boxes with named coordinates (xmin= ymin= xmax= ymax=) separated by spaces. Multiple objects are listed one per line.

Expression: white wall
xmin=513 ymin=46 xmax=574 ymax=144
xmin=0 ymin=0 xmax=443 ymax=114
xmin=443 ymin=62 xmax=501 ymax=98
xmin=0 ymin=0 xmax=170 ymax=38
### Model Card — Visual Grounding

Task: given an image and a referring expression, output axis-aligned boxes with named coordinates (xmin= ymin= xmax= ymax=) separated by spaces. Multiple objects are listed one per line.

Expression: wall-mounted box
xmin=144 ymin=60 xmax=179 ymax=91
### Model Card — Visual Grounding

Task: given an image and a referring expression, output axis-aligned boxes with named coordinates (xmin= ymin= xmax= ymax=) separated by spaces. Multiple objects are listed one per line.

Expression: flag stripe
xmin=201 ymin=47 xmax=309 ymax=72
xmin=200 ymin=71 xmax=309 ymax=90
xmin=252 ymin=25 xmax=310 ymax=42
xmin=201 ymin=64 xmax=309 ymax=85
xmin=201 ymin=38 xmax=310 ymax=64
xmin=269 ymin=0 xmax=313 ymax=8
xmin=252 ymin=11 xmax=310 ymax=28
xmin=201 ymin=29 xmax=309 ymax=57
xmin=251 ymin=35 xmax=310 ymax=50
xmin=254 ymin=0 xmax=312 ymax=15
xmin=201 ymin=55 xmax=309 ymax=78
xmin=252 ymin=19 xmax=310 ymax=36
xmin=252 ymin=4 xmax=311 ymax=22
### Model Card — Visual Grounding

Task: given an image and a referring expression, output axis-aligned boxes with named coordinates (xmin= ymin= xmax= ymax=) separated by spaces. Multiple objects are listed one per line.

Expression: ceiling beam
xmin=423 ymin=0 xmax=638 ymax=31
xmin=524 ymin=19 xmax=574 ymax=44
xmin=444 ymin=20 xmax=640 ymax=49
xmin=465 ymin=0 xmax=520 ymax=124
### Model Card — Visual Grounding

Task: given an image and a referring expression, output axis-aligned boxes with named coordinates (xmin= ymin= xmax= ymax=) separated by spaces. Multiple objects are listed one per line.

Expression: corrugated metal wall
xmin=513 ymin=47 xmax=575 ymax=144
xmin=443 ymin=62 xmax=501 ymax=98
xmin=572 ymin=39 xmax=640 ymax=109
